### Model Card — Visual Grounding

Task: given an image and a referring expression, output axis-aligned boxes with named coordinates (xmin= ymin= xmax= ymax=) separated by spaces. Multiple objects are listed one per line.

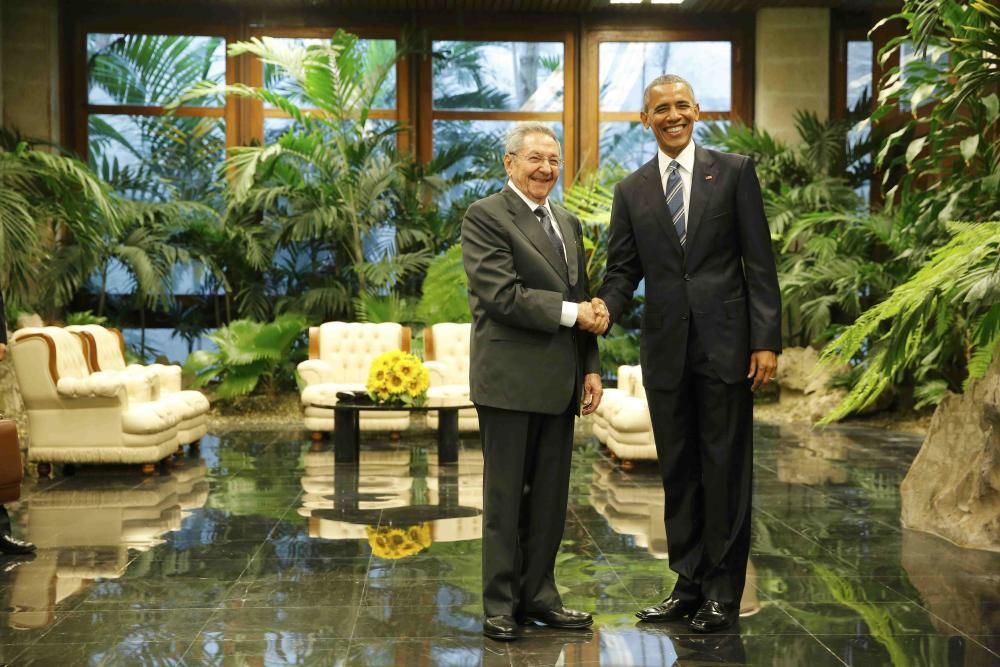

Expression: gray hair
xmin=642 ymin=74 xmax=697 ymax=112
xmin=504 ymin=122 xmax=561 ymax=156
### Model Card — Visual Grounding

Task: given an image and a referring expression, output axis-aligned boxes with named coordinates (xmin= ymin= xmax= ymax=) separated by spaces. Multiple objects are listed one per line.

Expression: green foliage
xmin=0 ymin=132 xmax=119 ymax=317
xmin=596 ymin=324 xmax=640 ymax=376
xmin=816 ymin=0 xmax=1000 ymax=419
xmin=184 ymin=313 xmax=307 ymax=400
xmin=64 ymin=310 xmax=109 ymax=326
xmin=416 ymin=245 xmax=470 ymax=325
xmin=353 ymin=291 xmax=417 ymax=324
xmin=819 ymin=222 xmax=1000 ymax=422
xmin=562 ymin=166 xmax=624 ymax=294
xmin=175 ymin=32 xmax=481 ymax=322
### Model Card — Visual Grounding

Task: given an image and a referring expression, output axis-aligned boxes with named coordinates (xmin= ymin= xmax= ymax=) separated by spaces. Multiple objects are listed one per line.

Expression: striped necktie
xmin=534 ymin=206 xmax=566 ymax=266
xmin=665 ymin=160 xmax=686 ymax=247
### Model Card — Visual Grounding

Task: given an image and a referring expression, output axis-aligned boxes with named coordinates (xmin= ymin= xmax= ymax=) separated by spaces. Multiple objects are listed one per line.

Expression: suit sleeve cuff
xmin=560 ymin=301 xmax=579 ymax=328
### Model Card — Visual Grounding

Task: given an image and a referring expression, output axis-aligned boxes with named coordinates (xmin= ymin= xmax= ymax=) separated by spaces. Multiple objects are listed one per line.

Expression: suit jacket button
xmin=683 ymin=274 xmax=691 ymax=281
xmin=681 ymin=313 xmax=689 ymax=320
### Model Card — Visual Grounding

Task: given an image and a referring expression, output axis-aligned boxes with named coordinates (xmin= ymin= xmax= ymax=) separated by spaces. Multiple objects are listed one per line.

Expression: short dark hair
xmin=642 ymin=75 xmax=697 ymax=112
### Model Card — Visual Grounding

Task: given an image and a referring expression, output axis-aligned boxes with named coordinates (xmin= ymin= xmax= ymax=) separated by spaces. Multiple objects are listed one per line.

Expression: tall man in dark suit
xmin=594 ymin=75 xmax=781 ymax=632
xmin=462 ymin=122 xmax=608 ymax=641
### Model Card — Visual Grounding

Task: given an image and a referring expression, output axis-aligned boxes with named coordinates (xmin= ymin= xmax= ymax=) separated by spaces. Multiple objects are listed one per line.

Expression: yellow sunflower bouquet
xmin=366 ymin=350 xmax=431 ymax=406
xmin=366 ymin=523 xmax=432 ymax=559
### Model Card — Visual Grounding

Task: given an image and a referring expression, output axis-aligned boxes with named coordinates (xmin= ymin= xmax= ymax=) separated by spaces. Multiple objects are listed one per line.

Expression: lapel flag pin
xmin=705 ymin=175 xmax=714 ymax=181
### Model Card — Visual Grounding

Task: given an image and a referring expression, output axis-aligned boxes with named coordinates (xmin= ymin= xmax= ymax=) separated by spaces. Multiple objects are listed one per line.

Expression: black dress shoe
xmin=690 ymin=600 xmax=735 ymax=632
xmin=0 ymin=533 xmax=35 ymax=555
xmin=521 ymin=607 xmax=593 ymax=629
xmin=483 ymin=615 xmax=518 ymax=641
xmin=635 ymin=596 xmax=701 ymax=622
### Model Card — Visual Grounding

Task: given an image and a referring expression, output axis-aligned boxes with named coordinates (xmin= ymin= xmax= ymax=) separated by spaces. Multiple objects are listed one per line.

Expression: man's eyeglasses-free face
xmin=509 ymin=153 xmax=564 ymax=169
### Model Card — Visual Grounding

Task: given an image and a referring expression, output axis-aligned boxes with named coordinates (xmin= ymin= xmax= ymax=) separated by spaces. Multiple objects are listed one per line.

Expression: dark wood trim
xmin=88 ymin=104 xmax=225 ymax=117
xmin=69 ymin=331 xmax=100 ymax=372
xmin=109 ymin=327 xmax=126 ymax=359
xmin=12 ymin=333 xmax=61 ymax=385
xmin=309 ymin=327 xmax=320 ymax=360
xmin=423 ymin=326 xmax=436 ymax=361
xmin=401 ymin=326 xmax=412 ymax=354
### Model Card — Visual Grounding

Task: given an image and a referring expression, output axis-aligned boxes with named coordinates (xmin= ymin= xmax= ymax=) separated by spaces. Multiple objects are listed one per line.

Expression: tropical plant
xmin=415 ymin=245 xmax=470 ymax=325
xmin=817 ymin=0 xmax=1000 ymax=419
xmin=184 ymin=312 xmax=307 ymax=400
xmin=87 ymin=33 xmax=226 ymax=205
xmin=0 ymin=131 xmax=119 ymax=317
xmin=175 ymin=32 xmax=443 ymax=322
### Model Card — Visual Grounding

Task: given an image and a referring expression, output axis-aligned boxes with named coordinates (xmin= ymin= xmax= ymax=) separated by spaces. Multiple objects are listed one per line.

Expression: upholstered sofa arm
xmin=56 ymin=371 xmax=128 ymax=401
xmin=422 ymin=361 xmax=452 ymax=387
xmin=112 ymin=367 xmax=158 ymax=402
xmin=135 ymin=363 xmax=182 ymax=393
xmin=297 ymin=359 xmax=335 ymax=386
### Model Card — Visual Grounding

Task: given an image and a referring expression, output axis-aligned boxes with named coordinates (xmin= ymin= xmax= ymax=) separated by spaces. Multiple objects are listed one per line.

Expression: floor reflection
xmin=0 ymin=425 xmax=994 ymax=666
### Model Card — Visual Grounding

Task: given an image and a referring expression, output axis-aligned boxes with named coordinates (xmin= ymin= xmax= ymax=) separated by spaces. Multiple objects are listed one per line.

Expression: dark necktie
xmin=666 ymin=161 xmax=686 ymax=247
xmin=534 ymin=206 xmax=566 ymax=266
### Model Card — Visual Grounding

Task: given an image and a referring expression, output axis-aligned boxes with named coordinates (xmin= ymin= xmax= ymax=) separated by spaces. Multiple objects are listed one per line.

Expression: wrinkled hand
xmin=591 ymin=298 xmax=610 ymax=330
xmin=577 ymin=301 xmax=609 ymax=335
xmin=747 ymin=350 xmax=778 ymax=392
xmin=582 ymin=372 xmax=603 ymax=415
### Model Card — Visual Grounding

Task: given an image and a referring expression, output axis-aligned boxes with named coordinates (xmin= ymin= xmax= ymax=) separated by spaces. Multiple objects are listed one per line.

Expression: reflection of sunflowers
xmin=366 ymin=350 xmax=430 ymax=406
xmin=366 ymin=523 xmax=432 ymax=559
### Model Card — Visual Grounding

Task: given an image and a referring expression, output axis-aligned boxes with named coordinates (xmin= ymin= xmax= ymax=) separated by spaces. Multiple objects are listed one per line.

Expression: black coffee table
xmin=321 ymin=401 xmax=474 ymax=465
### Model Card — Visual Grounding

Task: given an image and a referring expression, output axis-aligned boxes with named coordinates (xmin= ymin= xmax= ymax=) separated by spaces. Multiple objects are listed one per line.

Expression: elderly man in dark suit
xmin=594 ymin=74 xmax=781 ymax=632
xmin=462 ymin=122 xmax=607 ymax=641
xmin=0 ymin=289 xmax=35 ymax=556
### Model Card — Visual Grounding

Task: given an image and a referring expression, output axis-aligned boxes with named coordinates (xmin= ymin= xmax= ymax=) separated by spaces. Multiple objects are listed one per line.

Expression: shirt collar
xmin=657 ymin=140 xmax=696 ymax=177
xmin=507 ymin=179 xmax=551 ymax=216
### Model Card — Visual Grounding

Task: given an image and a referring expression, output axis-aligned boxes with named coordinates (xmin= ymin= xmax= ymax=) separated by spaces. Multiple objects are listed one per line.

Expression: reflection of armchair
xmin=589 ymin=460 xmax=760 ymax=616
xmin=66 ymin=324 xmax=209 ymax=447
xmin=7 ymin=461 xmax=209 ymax=630
xmin=423 ymin=323 xmax=478 ymax=432
xmin=592 ymin=365 xmax=640 ymax=444
xmin=10 ymin=327 xmax=180 ymax=474
xmin=297 ymin=322 xmax=413 ymax=437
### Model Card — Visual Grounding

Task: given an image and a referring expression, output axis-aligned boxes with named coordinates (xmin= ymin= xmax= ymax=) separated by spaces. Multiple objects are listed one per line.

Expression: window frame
xmin=579 ymin=23 xmax=753 ymax=172
xmin=418 ymin=28 xmax=578 ymax=178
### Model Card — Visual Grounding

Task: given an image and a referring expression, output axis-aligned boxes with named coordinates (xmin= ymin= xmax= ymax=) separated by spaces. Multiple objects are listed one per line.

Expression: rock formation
xmin=900 ymin=348 xmax=1000 ymax=551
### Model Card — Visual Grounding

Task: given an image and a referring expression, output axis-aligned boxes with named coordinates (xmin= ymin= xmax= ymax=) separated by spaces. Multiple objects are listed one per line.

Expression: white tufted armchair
xmin=10 ymin=327 xmax=181 ymax=475
xmin=422 ymin=323 xmax=478 ymax=432
xmin=593 ymin=365 xmax=656 ymax=467
xmin=66 ymin=324 xmax=209 ymax=448
xmin=296 ymin=322 xmax=413 ymax=437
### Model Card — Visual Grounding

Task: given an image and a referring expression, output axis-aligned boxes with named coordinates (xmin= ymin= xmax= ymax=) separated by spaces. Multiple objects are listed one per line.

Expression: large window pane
xmin=262 ymin=37 xmax=397 ymax=109
xmin=88 ymin=33 xmax=225 ymax=107
xmin=899 ymin=41 xmax=948 ymax=112
xmin=433 ymin=120 xmax=564 ymax=204
xmin=846 ymin=41 xmax=873 ymax=111
xmin=88 ymin=114 xmax=225 ymax=202
xmin=433 ymin=41 xmax=564 ymax=111
xmin=599 ymin=42 xmax=731 ymax=113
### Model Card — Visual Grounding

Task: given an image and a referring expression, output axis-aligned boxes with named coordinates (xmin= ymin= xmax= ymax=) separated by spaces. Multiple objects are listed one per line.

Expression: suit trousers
xmin=645 ymin=317 xmax=753 ymax=606
xmin=476 ymin=402 xmax=575 ymax=617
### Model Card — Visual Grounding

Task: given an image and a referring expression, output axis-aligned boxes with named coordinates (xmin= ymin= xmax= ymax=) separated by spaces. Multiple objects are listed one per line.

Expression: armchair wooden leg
xmin=141 ymin=463 xmax=156 ymax=476
xmin=311 ymin=431 xmax=323 ymax=442
xmin=37 ymin=462 xmax=51 ymax=478
xmin=621 ymin=460 xmax=636 ymax=472
xmin=390 ymin=431 xmax=400 ymax=442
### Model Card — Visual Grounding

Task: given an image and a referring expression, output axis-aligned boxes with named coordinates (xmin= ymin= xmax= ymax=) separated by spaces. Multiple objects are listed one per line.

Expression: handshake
xmin=577 ymin=298 xmax=610 ymax=335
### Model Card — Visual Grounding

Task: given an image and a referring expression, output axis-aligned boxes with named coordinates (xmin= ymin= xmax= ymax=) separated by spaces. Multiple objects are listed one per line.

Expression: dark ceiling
xmin=103 ymin=0 xmax=899 ymax=13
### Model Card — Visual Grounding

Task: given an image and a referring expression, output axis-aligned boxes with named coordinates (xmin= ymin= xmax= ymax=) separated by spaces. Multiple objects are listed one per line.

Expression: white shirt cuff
xmin=560 ymin=301 xmax=579 ymax=328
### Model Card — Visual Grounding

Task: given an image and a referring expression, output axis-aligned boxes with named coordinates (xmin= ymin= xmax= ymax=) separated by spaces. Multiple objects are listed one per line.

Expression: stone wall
xmin=755 ymin=8 xmax=831 ymax=145
xmin=1 ymin=0 xmax=61 ymax=143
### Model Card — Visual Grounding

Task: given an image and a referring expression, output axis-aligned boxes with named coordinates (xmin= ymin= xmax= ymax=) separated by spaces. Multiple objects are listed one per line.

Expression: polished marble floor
xmin=0 ymin=421 xmax=997 ymax=666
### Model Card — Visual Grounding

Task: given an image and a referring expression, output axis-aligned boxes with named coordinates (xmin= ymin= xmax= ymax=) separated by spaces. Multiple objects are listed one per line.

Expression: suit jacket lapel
xmin=686 ymin=145 xmax=716 ymax=251
xmin=551 ymin=205 xmax=579 ymax=287
xmin=639 ymin=157 xmax=684 ymax=256
xmin=503 ymin=187 xmax=569 ymax=286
